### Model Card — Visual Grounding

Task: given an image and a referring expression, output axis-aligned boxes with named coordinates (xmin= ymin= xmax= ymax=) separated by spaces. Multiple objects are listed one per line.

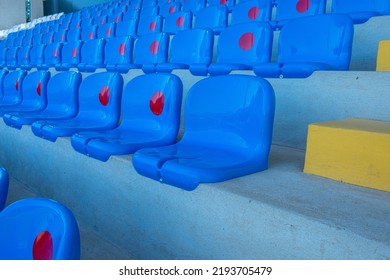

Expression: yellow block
xmin=304 ymin=118 xmax=390 ymax=192
xmin=376 ymin=40 xmax=390 ymax=71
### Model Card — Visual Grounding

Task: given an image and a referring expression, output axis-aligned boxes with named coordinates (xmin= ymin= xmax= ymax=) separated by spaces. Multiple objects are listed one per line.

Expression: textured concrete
xmin=1 ymin=121 xmax=390 ymax=259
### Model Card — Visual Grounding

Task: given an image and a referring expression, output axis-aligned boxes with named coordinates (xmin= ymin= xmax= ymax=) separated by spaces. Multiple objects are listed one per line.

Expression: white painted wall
xmin=0 ymin=0 xmax=26 ymax=29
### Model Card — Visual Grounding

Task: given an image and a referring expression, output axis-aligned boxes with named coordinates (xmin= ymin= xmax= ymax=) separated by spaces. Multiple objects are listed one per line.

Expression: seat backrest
xmin=43 ymin=42 xmax=62 ymax=67
xmin=17 ymin=70 xmax=50 ymax=111
xmin=0 ymin=167 xmax=9 ymax=212
xmin=104 ymin=36 xmax=134 ymax=66
xmin=66 ymin=28 xmax=81 ymax=41
xmin=140 ymin=5 xmax=159 ymax=19
xmin=0 ymin=198 xmax=80 ymax=260
xmin=182 ymin=75 xmax=275 ymax=156
xmin=169 ymin=28 xmax=213 ymax=65
xmin=275 ymin=0 xmax=326 ymax=22
xmin=44 ymin=71 xmax=81 ymax=116
xmin=164 ymin=11 xmax=193 ymax=34
xmin=278 ymin=14 xmax=354 ymax=69
xmin=93 ymin=15 xmax=108 ymax=26
xmin=76 ymin=72 xmax=123 ymax=126
xmin=0 ymin=48 xmax=6 ymax=66
xmin=116 ymin=19 xmax=138 ymax=37
xmin=123 ymin=5 xmax=140 ymax=21
xmin=194 ymin=5 xmax=228 ymax=34
xmin=216 ymin=22 xmax=273 ymax=65
xmin=0 ymin=70 xmax=8 ymax=99
xmin=181 ymin=0 xmax=206 ymax=13
xmin=29 ymin=44 xmax=46 ymax=67
xmin=108 ymin=12 xmax=123 ymax=24
xmin=80 ymin=38 xmax=105 ymax=65
xmin=1 ymin=70 xmax=27 ymax=106
xmin=159 ymin=2 xmax=181 ymax=17
xmin=376 ymin=40 xmax=390 ymax=71
xmin=133 ymin=32 xmax=169 ymax=65
xmin=97 ymin=22 xmax=116 ymax=39
xmin=231 ymin=0 xmax=272 ymax=25
xmin=137 ymin=15 xmax=163 ymax=36
xmin=81 ymin=24 xmax=98 ymax=41
xmin=6 ymin=47 xmax=19 ymax=68
xmin=54 ymin=29 xmax=67 ymax=43
xmin=42 ymin=32 xmax=54 ymax=44
xmin=60 ymin=41 xmax=83 ymax=67
xmin=32 ymin=34 xmax=43 ymax=46
xmin=120 ymin=74 xmax=182 ymax=140
xmin=17 ymin=45 xmax=31 ymax=67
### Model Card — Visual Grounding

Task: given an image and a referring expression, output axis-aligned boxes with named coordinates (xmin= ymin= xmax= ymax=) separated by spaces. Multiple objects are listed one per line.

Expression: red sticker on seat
xmin=36 ymin=81 xmax=41 ymax=96
xmin=239 ymin=32 xmax=254 ymax=51
xmin=149 ymin=21 xmax=157 ymax=31
xmin=150 ymin=91 xmax=164 ymax=115
xmin=150 ymin=40 xmax=159 ymax=55
xmin=296 ymin=0 xmax=310 ymax=13
xmin=99 ymin=86 xmax=110 ymax=106
xmin=248 ymin=7 xmax=260 ymax=20
xmin=176 ymin=16 xmax=184 ymax=28
xmin=72 ymin=48 xmax=78 ymax=58
xmin=32 ymin=231 xmax=53 ymax=260
xmin=118 ymin=43 xmax=126 ymax=55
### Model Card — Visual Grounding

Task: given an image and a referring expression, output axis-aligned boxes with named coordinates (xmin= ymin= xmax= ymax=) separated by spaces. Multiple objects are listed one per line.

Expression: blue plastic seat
xmin=93 ymin=15 xmax=108 ymax=26
xmin=0 ymin=71 xmax=50 ymax=116
xmin=32 ymin=72 xmax=123 ymax=142
xmin=13 ymin=36 xmax=24 ymax=48
xmin=41 ymin=43 xmax=62 ymax=70
xmin=231 ymin=0 xmax=273 ymax=25
xmin=77 ymin=38 xmax=106 ymax=72
xmin=193 ymin=5 xmax=228 ymax=34
xmin=0 ymin=70 xmax=8 ymax=99
xmin=159 ymin=2 xmax=181 ymax=17
xmin=254 ymin=14 xmax=354 ymax=78
xmin=208 ymin=0 xmax=236 ymax=11
xmin=6 ymin=37 xmax=15 ymax=48
xmin=164 ymin=11 xmax=193 ymax=34
xmin=137 ymin=15 xmax=163 ymax=36
xmin=181 ymin=0 xmax=206 ymax=13
xmin=6 ymin=47 xmax=19 ymax=70
xmin=42 ymin=32 xmax=54 ymax=44
xmin=108 ymin=12 xmax=123 ymax=23
xmin=207 ymin=22 xmax=273 ymax=75
xmin=140 ymin=6 xmax=159 ymax=19
xmin=133 ymin=75 xmax=275 ymax=191
xmin=273 ymin=0 xmax=326 ymax=29
xmin=81 ymin=17 xmax=94 ymax=28
xmin=81 ymin=24 xmax=98 ymax=41
xmin=116 ymin=19 xmax=138 ymax=37
xmin=332 ymin=0 xmax=390 ymax=24
xmin=4 ymin=72 xmax=81 ymax=130
xmin=32 ymin=34 xmax=43 ymax=46
xmin=54 ymin=29 xmax=68 ymax=43
xmin=123 ymin=5 xmax=140 ymax=21
xmin=56 ymin=41 xmax=83 ymax=71
xmin=0 ymin=167 xmax=9 ymax=211
xmin=156 ymin=28 xmax=213 ymax=75
xmin=29 ymin=45 xmax=46 ymax=70
xmin=0 ymin=198 xmax=80 ymax=260
xmin=66 ymin=28 xmax=81 ymax=41
xmin=71 ymin=73 xmax=182 ymax=162
xmin=104 ymin=36 xmax=137 ymax=73
xmin=97 ymin=22 xmax=116 ymax=38
xmin=133 ymin=32 xmax=169 ymax=73
xmin=17 ymin=45 xmax=32 ymax=70
xmin=0 ymin=48 xmax=6 ymax=68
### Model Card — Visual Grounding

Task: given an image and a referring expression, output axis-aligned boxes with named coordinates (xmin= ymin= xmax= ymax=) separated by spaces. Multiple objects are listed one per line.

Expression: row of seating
xmin=0 ymin=14 xmax=354 ymax=78
xmin=0 ymin=69 xmax=274 ymax=191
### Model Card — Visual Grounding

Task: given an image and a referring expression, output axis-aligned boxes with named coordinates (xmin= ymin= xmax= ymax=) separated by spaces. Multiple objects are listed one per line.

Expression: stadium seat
xmin=123 ymin=5 xmax=140 ymax=21
xmin=0 ymin=167 xmax=9 ymax=211
xmin=0 ymin=48 xmax=6 ymax=68
xmin=77 ymin=38 xmax=106 ymax=72
xmin=0 ymin=70 xmax=27 ymax=108
xmin=54 ymin=29 xmax=68 ymax=43
xmin=163 ymin=11 xmax=193 ymax=34
xmin=66 ymin=28 xmax=81 ymax=41
xmin=332 ymin=0 xmax=390 ymax=24
xmin=159 ymin=2 xmax=181 ymax=17
xmin=97 ymin=22 xmax=116 ymax=39
xmin=0 ymin=70 xmax=8 ymax=99
xmin=207 ymin=22 xmax=273 ymax=75
xmin=156 ymin=28 xmax=213 ymax=75
xmin=137 ymin=15 xmax=163 ymax=36
xmin=104 ymin=36 xmax=137 ymax=73
xmin=3 ymin=72 xmax=81 ymax=130
xmin=32 ymin=34 xmax=43 ymax=46
xmin=140 ymin=6 xmax=159 ymax=19
xmin=18 ymin=46 xmax=32 ymax=70
xmin=108 ymin=12 xmax=123 ymax=23
xmin=6 ymin=47 xmax=19 ymax=70
xmin=133 ymin=32 xmax=169 ymax=73
xmin=71 ymin=73 xmax=183 ymax=162
xmin=93 ymin=15 xmax=108 ymax=26
xmin=29 ymin=44 xmax=46 ymax=69
xmin=42 ymin=32 xmax=54 ymax=44
xmin=116 ymin=19 xmax=138 ymax=37
xmin=41 ymin=43 xmax=62 ymax=69
xmin=0 ymin=71 xmax=50 ymax=116
xmin=376 ymin=40 xmax=390 ymax=71
xmin=32 ymin=72 xmax=123 ymax=142
xmin=132 ymin=75 xmax=275 ymax=191
xmin=231 ymin=0 xmax=273 ymax=25
xmin=0 ymin=198 xmax=80 ymax=260
xmin=6 ymin=37 xmax=15 ymax=48
xmin=254 ymin=14 xmax=354 ymax=78
xmin=273 ymin=0 xmax=326 ymax=29
xmin=181 ymin=0 xmax=206 ymax=13
xmin=208 ymin=0 xmax=236 ymax=11
xmin=56 ymin=41 xmax=83 ymax=71
xmin=81 ymin=24 xmax=98 ymax=41
xmin=193 ymin=5 xmax=228 ymax=34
